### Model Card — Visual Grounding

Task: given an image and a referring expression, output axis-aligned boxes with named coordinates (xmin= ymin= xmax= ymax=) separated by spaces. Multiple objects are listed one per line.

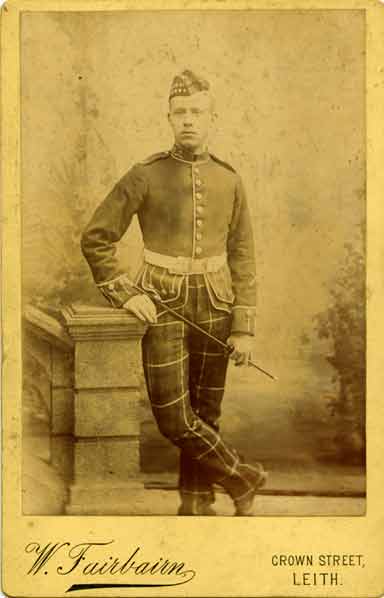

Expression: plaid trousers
xmin=140 ymin=267 xmax=259 ymax=512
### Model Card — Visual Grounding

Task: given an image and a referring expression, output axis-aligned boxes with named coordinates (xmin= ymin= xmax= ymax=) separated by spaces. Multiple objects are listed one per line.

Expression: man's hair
xmin=168 ymin=90 xmax=216 ymax=114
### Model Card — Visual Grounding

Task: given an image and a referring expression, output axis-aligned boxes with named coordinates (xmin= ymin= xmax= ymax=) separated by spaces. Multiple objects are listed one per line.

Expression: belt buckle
xmin=191 ymin=258 xmax=207 ymax=274
xmin=170 ymin=256 xmax=189 ymax=275
xmin=189 ymin=259 xmax=199 ymax=274
xmin=172 ymin=256 xmax=210 ymax=274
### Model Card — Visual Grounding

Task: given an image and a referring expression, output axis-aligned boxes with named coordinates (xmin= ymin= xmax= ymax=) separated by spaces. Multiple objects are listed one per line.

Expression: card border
xmin=2 ymin=2 xmax=384 ymax=597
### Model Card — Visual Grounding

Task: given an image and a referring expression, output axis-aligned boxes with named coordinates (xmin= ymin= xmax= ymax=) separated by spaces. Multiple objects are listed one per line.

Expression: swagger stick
xmin=128 ymin=281 xmax=277 ymax=381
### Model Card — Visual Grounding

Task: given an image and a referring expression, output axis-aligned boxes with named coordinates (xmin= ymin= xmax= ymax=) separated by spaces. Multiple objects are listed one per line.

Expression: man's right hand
xmin=123 ymin=294 xmax=157 ymax=324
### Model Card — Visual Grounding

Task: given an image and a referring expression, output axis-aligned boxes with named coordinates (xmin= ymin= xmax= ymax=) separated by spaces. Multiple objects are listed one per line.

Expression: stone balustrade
xmin=62 ymin=303 xmax=147 ymax=515
xmin=23 ymin=305 xmax=74 ymax=514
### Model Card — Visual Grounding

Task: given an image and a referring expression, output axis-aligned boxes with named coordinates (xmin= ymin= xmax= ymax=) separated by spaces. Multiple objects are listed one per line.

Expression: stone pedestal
xmin=62 ymin=304 xmax=147 ymax=515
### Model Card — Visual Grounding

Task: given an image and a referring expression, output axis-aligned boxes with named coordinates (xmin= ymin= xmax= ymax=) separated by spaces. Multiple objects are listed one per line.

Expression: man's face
xmin=168 ymin=92 xmax=214 ymax=152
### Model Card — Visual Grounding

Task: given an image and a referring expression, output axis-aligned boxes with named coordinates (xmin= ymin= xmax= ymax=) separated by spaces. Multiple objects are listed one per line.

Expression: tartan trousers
xmin=140 ymin=270 xmax=258 ymax=513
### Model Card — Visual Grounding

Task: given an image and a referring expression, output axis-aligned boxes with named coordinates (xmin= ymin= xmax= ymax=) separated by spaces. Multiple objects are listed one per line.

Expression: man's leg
xmin=178 ymin=315 xmax=230 ymax=515
xmin=142 ymin=315 xmax=212 ymax=515
xmin=142 ymin=296 xmax=267 ymax=515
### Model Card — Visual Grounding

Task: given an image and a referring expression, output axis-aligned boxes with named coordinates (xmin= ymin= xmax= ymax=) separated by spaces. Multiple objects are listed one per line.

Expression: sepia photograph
xmin=4 ymin=1 xmax=384 ymax=596
xmin=20 ymin=9 xmax=366 ymax=518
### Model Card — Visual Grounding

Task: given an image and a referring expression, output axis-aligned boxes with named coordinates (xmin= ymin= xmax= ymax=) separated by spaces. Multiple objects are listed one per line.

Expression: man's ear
xmin=209 ymin=110 xmax=218 ymax=128
xmin=209 ymin=111 xmax=218 ymax=143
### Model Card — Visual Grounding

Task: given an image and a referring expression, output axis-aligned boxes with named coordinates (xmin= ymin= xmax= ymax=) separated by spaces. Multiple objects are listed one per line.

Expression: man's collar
xmin=170 ymin=144 xmax=210 ymax=164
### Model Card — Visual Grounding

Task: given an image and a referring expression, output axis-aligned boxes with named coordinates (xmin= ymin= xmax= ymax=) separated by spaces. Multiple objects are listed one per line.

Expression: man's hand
xmin=227 ymin=334 xmax=254 ymax=367
xmin=123 ymin=294 xmax=157 ymax=324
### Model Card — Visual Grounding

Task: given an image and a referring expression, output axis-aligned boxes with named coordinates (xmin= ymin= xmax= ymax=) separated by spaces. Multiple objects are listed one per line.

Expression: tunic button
xmin=194 ymin=167 xmax=199 ymax=175
xmin=195 ymin=246 xmax=203 ymax=255
xmin=195 ymin=192 xmax=202 ymax=200
xmin=195 ymin=179 xmax=202 ymax=186
xmin=108 ymin=283 xmax=114 ymax=291
xmin=161 ymin=289 xmax=168 ymax=296
xmin=196 ymin=205 xmax=204 ymax=214
xmin=196 ymin=232 xmax=202 ymax=241
xmin=196 ymin=219 xmax=203 ymax=227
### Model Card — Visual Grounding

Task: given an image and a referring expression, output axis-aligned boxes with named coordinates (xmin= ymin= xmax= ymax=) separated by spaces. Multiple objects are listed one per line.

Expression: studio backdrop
xmin=21 ymin=10 xmax=366 ymax=510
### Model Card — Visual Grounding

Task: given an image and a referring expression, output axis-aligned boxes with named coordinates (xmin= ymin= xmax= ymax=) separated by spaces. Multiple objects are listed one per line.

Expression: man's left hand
xmin=227 ymin=334 xmax=254 ymax=367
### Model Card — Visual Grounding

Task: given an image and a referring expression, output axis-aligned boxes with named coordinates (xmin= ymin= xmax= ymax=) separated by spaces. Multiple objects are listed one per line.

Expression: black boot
xmin=231 ymin=463 xmax=268 ymax=516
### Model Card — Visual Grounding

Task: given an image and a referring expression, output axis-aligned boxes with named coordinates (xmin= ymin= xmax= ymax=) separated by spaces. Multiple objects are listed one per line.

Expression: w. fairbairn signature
xmin=25 ymin=541 xmax=196 ymax=591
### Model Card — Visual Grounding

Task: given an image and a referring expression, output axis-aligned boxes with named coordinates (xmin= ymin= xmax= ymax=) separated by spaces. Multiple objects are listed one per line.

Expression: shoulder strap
xmin=140 ymin=151 xmax=170 ymax=166
xmin=209 ymin=153 xmax=237 ymax=173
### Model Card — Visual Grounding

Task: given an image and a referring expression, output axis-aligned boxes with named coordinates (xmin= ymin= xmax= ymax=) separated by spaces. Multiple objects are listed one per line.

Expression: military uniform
xmin=81 ymin=71 xmax=266 ymax=515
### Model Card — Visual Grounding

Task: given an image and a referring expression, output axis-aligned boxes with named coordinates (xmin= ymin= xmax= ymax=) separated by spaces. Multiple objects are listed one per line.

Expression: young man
xmin=81 ymin=69 xmax=267 ymax=516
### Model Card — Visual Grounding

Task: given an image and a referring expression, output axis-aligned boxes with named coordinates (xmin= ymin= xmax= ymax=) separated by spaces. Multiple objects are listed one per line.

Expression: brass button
xmin=161 ymin=289 xmax=168 ymax=296
xmin=196 ymin=232 xmax=202 ymax=241
xmin=195 ymin=246 xmax=203 ymax=255
xmin=196 ymin=205 xmax=204 ymax=214
xmin=195 ymin=179 xmax=202 ymax=186
xmin=108 ymin=283 xmax=114 ymax=291
xmin=194 ymin=167 xmax=199 ymax=175
xmin=195 ymin=192 xmax=202 ymax=200
xmin=196 ymin=219 xmax=203 ymax=227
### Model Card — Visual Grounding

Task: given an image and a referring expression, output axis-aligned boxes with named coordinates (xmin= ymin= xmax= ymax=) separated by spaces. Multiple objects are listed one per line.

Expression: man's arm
xmin=227 ymin=175 xmax=257 ymax=337
xmin=81 ymin=164 xmax=147 ymax=308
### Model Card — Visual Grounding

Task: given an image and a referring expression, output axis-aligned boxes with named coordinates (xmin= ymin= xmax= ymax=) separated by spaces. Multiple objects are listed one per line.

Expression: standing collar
xmin=170 ymin=144 xmax=210 ymax=164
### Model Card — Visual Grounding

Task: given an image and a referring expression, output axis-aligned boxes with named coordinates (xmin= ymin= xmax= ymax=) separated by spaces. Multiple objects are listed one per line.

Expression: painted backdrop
xmin=21 ymin=10 xmax=366 ymax=469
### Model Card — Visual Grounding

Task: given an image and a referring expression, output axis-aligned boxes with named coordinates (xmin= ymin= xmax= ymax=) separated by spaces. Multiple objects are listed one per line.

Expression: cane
xmin=128 ymin=281 xmax=277 ymax=381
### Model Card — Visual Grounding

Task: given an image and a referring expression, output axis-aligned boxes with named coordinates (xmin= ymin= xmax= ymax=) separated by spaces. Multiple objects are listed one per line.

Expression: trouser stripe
xmin=152 ymin=390 xmax=188 ymax=409
xmin=196 ymin=384 xmax=225 ymax=391
xmin=196 ymin=436 xmax=220 ymax=460
xmin=145 ymin=353 xmax=188 ymax=369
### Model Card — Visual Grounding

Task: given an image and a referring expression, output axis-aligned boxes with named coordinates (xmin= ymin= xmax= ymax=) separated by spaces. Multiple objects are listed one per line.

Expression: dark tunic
xmin=81 ymin=147 xmax=257 ymax=335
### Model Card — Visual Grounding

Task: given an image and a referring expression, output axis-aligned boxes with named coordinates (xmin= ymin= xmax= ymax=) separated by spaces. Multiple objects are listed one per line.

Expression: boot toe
xmin=233 ymin=466 xmax=268 ymax=516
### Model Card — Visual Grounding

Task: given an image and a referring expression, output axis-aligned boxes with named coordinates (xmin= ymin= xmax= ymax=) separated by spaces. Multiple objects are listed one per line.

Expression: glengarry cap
xmin=169 ymin=69 xmax=210 ymax=100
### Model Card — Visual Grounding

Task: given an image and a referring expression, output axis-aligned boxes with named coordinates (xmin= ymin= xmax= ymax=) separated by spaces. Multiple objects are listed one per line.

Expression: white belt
xmin=143 ymin=249 xmax=226 ymax=274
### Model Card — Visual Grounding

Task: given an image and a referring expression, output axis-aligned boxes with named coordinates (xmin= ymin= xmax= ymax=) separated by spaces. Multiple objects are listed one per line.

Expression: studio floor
xmin=141 ymin=462 xmax=366 ymax=516
xmin=23 ymin=456 xmax=366 ymax=516
xmin=134 ymin=490 xmax=365 ymax=517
